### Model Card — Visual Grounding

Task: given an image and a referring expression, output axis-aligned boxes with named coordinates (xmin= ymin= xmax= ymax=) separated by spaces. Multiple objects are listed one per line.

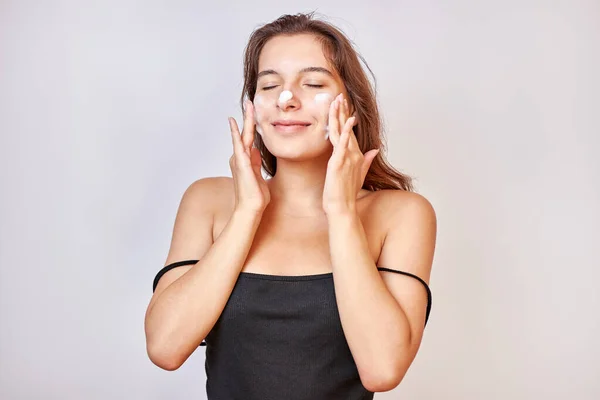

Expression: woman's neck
xmin=266 ymin=155 xmax=329 ymax=215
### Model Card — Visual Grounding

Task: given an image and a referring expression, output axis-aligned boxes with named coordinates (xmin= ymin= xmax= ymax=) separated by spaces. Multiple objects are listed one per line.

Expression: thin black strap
xmin=377 ymin=267 xmax=432 ymax=327
xmin=152 ymin=259 xmax=200 ymax=292
xmin=152 ymin=259 xmax=206 ymax=346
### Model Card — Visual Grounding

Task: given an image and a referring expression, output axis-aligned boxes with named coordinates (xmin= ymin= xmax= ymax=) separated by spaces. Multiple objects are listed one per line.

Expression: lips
xmin=272 ymin=120 xmax=311 ymax=127
xmin=271 ymin=120 xmax=311 ymax=134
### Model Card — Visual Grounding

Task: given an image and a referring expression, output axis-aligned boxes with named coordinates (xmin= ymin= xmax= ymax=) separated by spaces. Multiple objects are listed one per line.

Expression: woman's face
xmin=253 ymin=34 xmax=350 ymax=159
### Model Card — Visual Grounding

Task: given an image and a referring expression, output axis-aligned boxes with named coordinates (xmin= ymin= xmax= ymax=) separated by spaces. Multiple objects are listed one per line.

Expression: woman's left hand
xmin=323 ymin=93 xmax=379 ymax=216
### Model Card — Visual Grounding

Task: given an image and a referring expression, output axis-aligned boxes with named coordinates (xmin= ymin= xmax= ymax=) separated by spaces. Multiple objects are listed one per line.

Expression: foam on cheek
xmin=314 ymin=93 xmax=334 ymax=140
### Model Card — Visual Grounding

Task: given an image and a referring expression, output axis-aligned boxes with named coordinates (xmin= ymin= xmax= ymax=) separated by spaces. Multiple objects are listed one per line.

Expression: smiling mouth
xmin=272 ymin=123 xmax=311 ymax=127
xmin=272 ymin=123 xmax=312 ymax=133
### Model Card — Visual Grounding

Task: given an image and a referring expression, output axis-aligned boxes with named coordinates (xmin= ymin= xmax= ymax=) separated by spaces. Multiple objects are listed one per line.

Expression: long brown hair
xmin=240 ymin=12 xmax=413 ymax=192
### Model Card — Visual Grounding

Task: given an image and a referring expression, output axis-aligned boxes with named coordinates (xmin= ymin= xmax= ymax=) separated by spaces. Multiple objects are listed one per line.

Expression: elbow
xmin=360 ymin=359 xmax=409 ymax=393
xmin=146 ymin=341 xmax=185 ymax=371
xmin=362 ymin=339 xmax=419 ymax=391
xmin=362 ymin=371 xmax=405 ymax=393
xmin=144 ymin=318 xmax=207 ymax=371
xmin=144 ymin=318 xmax=188 ymax=371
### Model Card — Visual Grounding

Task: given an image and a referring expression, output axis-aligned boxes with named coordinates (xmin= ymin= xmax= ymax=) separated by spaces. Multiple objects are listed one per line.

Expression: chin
xmin=261 ymin=124 xmax=326 ymax=141
xmin=262 ymin=133 xmax=330 ymax=161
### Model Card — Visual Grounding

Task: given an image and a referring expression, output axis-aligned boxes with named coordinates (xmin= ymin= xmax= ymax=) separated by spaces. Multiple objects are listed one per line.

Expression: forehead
xmin=258 ymin=34 xmax=332 ymax=74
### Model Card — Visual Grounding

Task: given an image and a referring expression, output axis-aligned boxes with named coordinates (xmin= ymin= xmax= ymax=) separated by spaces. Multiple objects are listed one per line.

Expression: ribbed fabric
xmin=152 ymin=260 xmax=432 ymax=400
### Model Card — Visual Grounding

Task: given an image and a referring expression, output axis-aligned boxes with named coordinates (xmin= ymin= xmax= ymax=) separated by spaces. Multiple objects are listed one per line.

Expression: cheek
xmin=312 ymin=93 xmax=334 ymax=125
xmin=253 ymin=95 xmax=266 ymax=135
xmin=312 ymin=93 xmax=334 ymax=139
xmin=253 ymin=94 xmax=277 ymax=136
xmin=313 ymin=93 xmax=333 ymax=113
xmin=253 ymin=95 xmax=264 ymax=121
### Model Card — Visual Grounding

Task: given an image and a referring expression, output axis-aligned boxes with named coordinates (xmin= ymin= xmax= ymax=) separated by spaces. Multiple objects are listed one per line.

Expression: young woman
xmin=145 ymin=12 xmax=437 ymax=400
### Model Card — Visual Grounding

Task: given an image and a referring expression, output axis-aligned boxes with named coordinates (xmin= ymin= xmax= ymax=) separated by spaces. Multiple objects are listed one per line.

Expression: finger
xmin=327 ymin=94 xmax=342 ymax=146
xmin=340 ymin=96 xmax=348 ymax=126
xmin=347 ymin=128 xmax=359 ymax=153
xmin=337 ymin=116 xmax=352 ymax=152
xmin=242 ymin=100 xmax=255 ymax=150
xmin=342 ymin=116 xmax=357 ymax=151
xmin=230 ymin=122 xmax=252 ymax=171
xmin=361 ymin=148 xmax=380 ymax=180
xmin=335 ymin=95 xmax=343 ymax=142
xmin=340 ymin=98 xmax=354 ymax=151
xmin=229 ymin=117 xmax=245 ymax=154
xmin=250 ymin=147 xmax=263 ymax=178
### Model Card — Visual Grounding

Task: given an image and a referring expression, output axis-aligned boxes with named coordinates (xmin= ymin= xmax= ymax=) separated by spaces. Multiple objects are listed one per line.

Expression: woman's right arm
xmin=144 ymin=177 xmax=263 ymax=370
xmin=145 ymin=101 xmax=267 ymax=370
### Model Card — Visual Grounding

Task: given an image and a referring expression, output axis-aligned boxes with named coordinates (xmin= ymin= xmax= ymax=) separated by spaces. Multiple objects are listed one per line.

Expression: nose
xmin=277 ymin=89 xmax=300 ymax=111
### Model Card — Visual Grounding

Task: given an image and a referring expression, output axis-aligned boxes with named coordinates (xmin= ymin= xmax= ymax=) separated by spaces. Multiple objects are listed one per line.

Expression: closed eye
xmin=261 ymin=84 xmax=323 ymax=91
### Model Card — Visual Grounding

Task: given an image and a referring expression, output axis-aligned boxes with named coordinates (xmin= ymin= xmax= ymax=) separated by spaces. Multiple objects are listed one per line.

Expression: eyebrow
xmin=257 ymin=66 xmax=334 ymax=80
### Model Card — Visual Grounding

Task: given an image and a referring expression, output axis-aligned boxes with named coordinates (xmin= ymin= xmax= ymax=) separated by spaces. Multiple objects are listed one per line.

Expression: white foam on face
xmin=314 ymin=93 xmax=332 ymax=104
xmin=278 ymin=90 xmax=293 ymax=106
xmin=314 ymin=93 xmax=334 ymax=140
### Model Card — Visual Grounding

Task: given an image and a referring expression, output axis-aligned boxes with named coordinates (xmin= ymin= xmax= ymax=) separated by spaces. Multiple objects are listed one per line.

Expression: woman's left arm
xmin=328 ymin=192 xmax=437 ymax=392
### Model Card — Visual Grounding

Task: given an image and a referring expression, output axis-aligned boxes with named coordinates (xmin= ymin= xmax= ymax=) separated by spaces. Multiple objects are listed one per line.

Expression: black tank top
xmin=153 ymin=260 xmax=432 ymax=400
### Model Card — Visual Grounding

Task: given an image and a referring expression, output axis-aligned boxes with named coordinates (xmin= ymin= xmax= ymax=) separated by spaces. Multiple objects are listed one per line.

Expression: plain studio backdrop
xmin=1 ymin=0 xmax=599 ymax=399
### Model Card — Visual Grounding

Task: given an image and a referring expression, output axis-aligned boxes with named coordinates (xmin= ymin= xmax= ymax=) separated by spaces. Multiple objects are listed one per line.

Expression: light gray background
xmin=1 ymin=1 xmax=599 ymax=399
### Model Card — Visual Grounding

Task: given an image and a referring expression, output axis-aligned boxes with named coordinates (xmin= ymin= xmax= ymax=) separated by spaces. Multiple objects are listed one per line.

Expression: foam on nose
xmin=278 ymin=90 xmax=293 ymax=105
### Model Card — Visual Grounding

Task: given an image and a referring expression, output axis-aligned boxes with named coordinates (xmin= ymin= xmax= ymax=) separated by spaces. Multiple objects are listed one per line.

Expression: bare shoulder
xmin=183 ymin=176 xmax=234 ymax=207
xmin=163 ymin=176 xmax=234 ymax=266
xmin=372 ymin=189 xmax=437 ymax=282
xmin=175 ymin=175 xmax=236 ymax=233
xmin=191 ymin=176 xmax=235 ymax=217
xmin=369 ymin=189 xmax=437 ymax=228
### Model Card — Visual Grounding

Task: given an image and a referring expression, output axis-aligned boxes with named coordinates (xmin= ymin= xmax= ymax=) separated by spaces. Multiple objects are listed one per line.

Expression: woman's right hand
xmin=228 ymin=100 xmax=271 ymax=215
